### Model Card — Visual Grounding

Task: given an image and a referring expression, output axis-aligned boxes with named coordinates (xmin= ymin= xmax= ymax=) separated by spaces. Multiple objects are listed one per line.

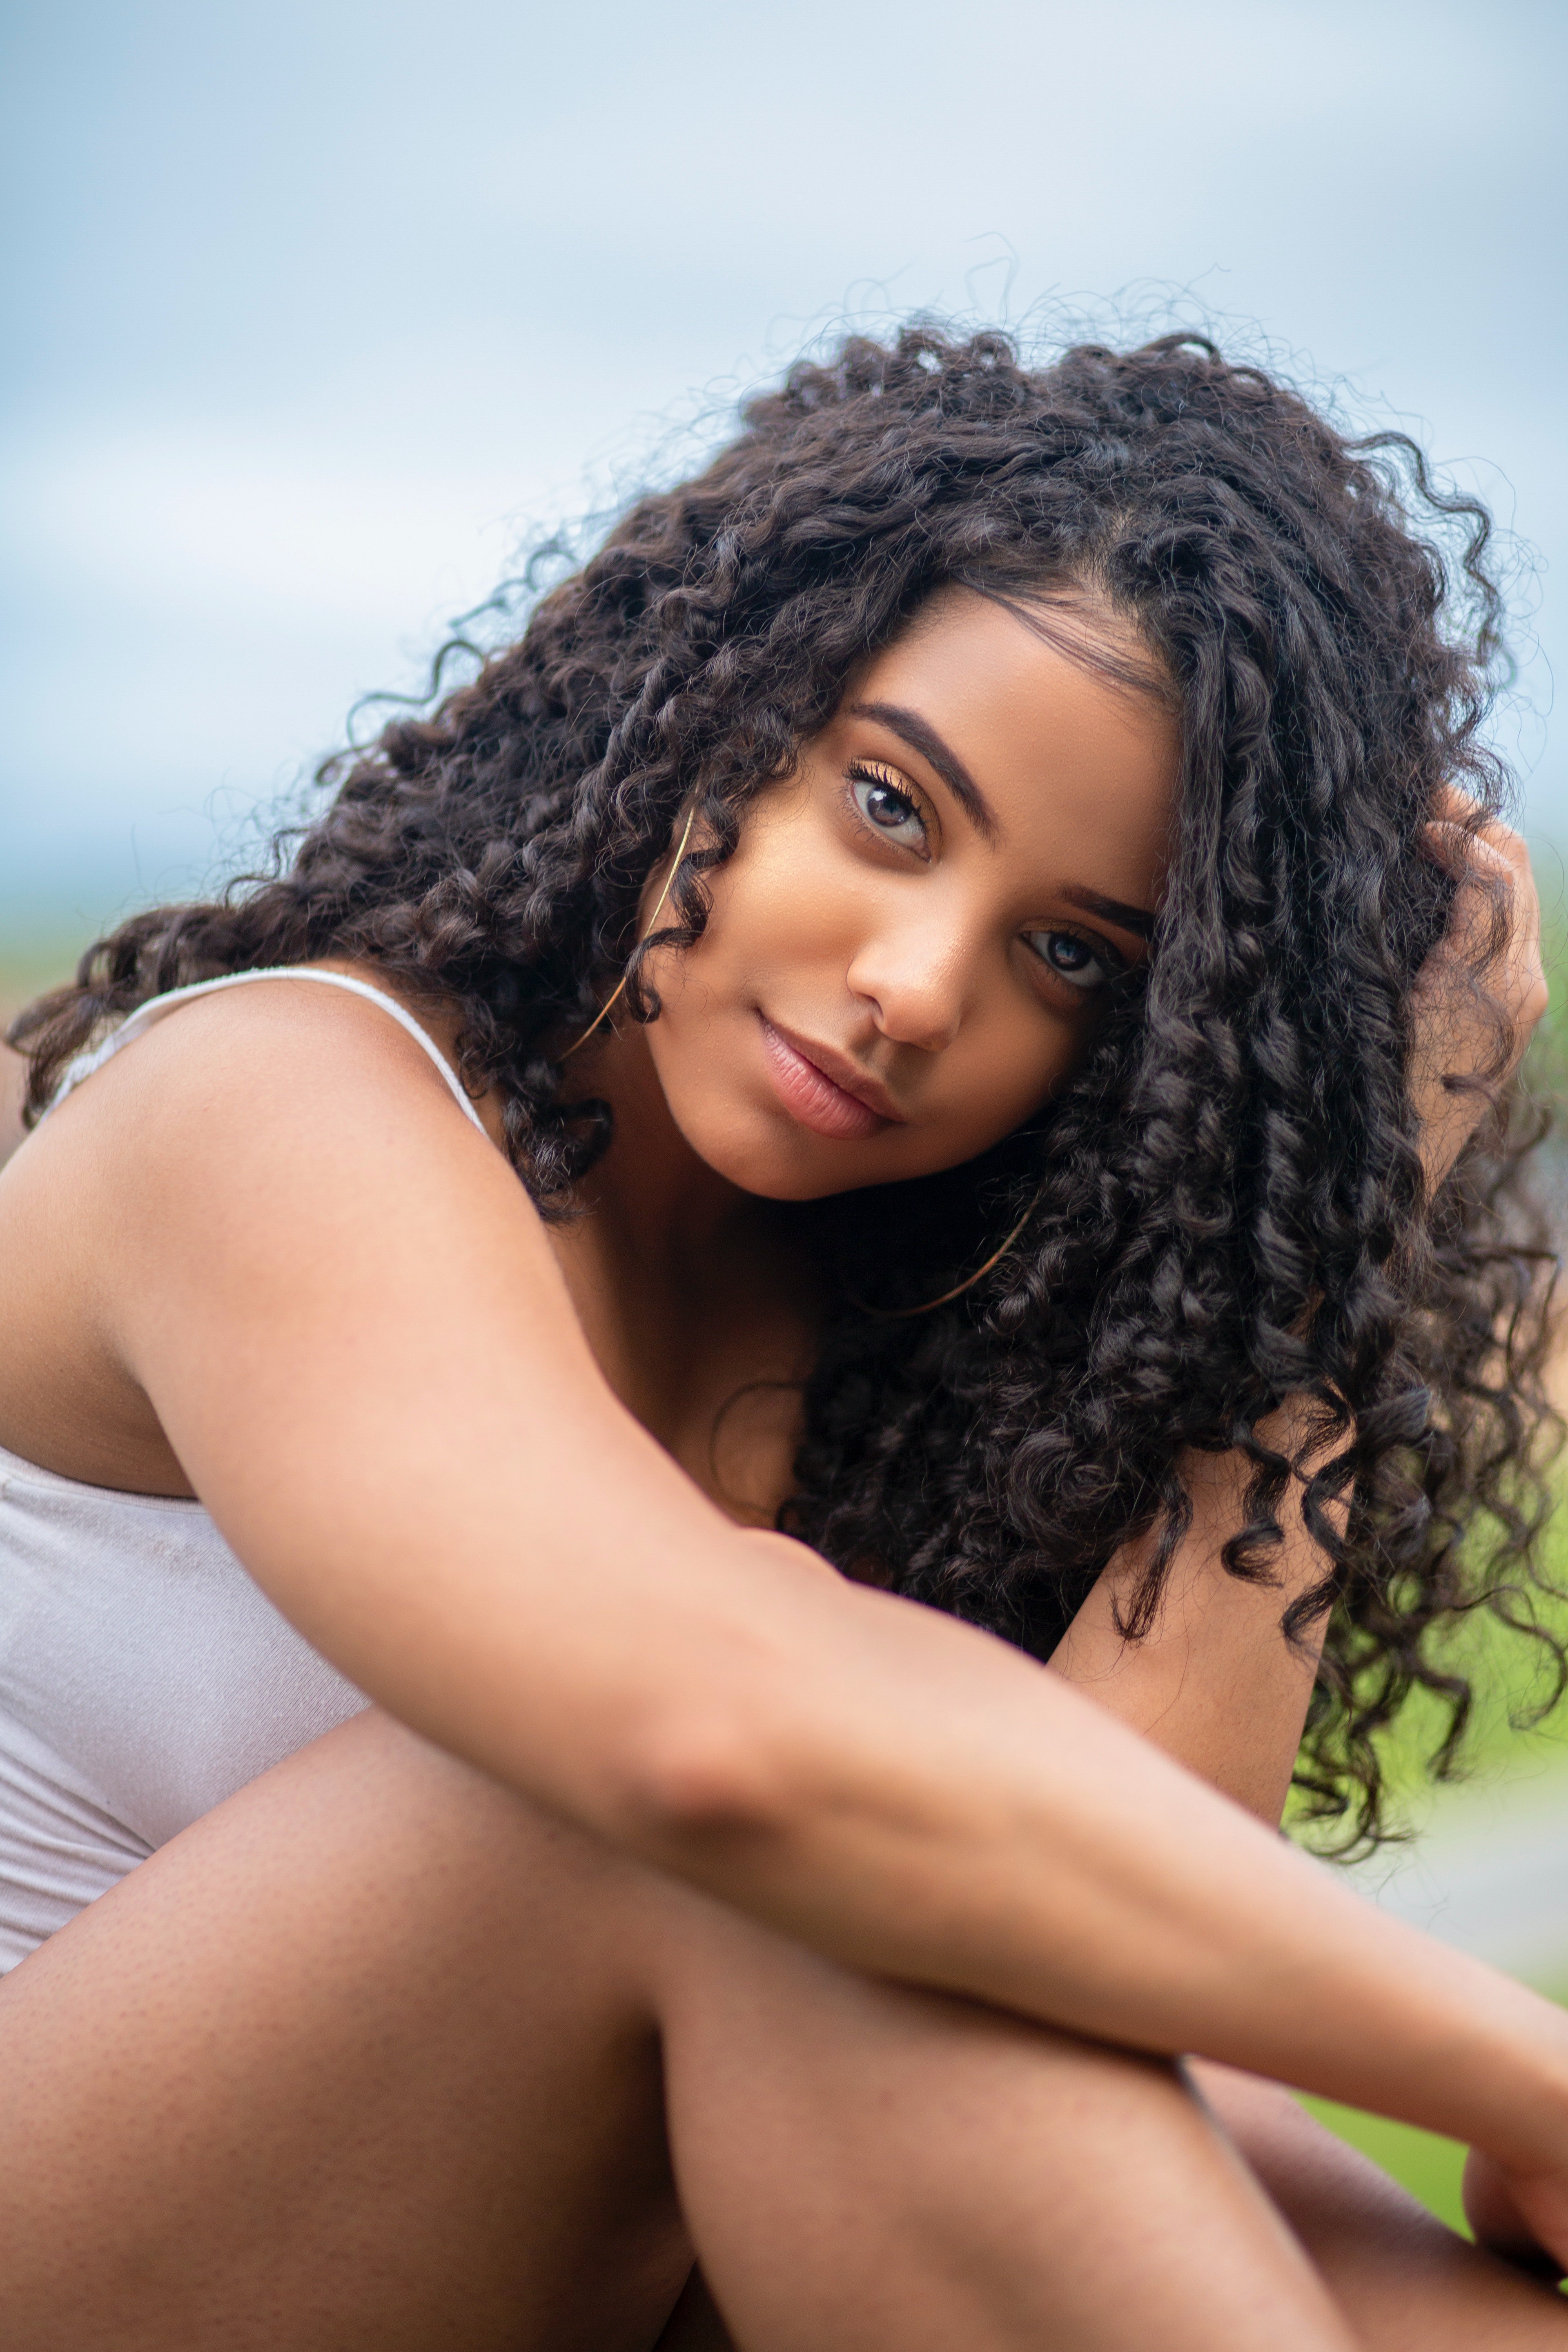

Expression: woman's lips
xmin=758 ymin=1018 xmax=896 ymax=1142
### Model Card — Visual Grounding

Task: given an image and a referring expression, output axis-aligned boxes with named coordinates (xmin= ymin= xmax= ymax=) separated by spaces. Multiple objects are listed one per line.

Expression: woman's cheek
xmin=726 ymin=858 xmax=879 ymax=991
xmin=958 ymin=1018 xmax=1076 ymax=1144
xmin=706 ymin=806 xmax=841 ymax=940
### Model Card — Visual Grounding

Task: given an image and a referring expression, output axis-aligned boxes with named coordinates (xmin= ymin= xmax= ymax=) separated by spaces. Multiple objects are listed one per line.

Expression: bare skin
xmin=0 ymin=590 xmax=1558 ymax=2346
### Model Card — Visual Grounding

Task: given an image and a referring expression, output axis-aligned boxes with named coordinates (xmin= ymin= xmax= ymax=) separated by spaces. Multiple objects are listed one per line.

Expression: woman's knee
xmin=1192 ymin=2061 xmax=1568 ymax=2350
xmin=650 ymin=1911 xmax=1353 ymax=2352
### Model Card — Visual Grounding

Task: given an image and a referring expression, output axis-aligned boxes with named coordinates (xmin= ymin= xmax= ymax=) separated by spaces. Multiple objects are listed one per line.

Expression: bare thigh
xmin=658 ymin=2059 xmax=1568 ymax=2352
xmin=0 ymin=1711 xmax=690 ymax=2352
xmin=1 ymin=1710 xmax=1561 ymax=2352
xmin=0 ymin=1709 xmax=1328 ymax=2352
xmin=655 ymin=1907 xmax=1351 ymax=2352
xmin=1195 ymin=2062 xmax=1568 ymax=2352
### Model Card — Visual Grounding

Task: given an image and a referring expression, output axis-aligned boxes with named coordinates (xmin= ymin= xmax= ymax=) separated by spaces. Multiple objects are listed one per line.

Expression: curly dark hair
xmin=13 ymin=323 xmax=1562 ymax=1844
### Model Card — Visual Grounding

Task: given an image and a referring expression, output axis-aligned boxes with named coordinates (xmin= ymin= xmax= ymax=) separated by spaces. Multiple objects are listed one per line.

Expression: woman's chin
xmin=672 ymin=1106 xmax=893 ymax=1203
xmin=692 ymin=1144 xmax=874 ymax=1204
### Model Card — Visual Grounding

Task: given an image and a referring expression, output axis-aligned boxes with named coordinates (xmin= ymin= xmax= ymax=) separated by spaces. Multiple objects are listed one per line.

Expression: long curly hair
xmin=13 ymin=324 xmax=1561 ymax=1844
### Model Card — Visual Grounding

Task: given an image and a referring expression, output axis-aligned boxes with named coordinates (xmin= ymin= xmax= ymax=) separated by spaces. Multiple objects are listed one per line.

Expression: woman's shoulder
xmin=42 ymin=962 xmax=500 ymax=1149
xmin=0 ymin=962 xmax=563 ymax=1494
xmin=40 ymin=961 xmax=503 ymax=1152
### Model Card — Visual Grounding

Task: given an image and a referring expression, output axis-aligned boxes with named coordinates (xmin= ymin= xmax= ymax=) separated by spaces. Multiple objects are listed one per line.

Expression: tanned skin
xmin=0 ymin=592 xmax=1558 ymax=2351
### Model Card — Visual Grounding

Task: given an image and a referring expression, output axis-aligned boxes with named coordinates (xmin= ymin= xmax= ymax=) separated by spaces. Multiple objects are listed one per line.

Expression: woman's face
xmin=636 ymin=588 xmax=1180 ymax=1201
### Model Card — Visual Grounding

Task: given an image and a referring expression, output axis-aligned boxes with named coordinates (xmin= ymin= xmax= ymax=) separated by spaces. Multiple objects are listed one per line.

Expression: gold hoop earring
xmin=560 ymin=803 xmax=699 ymax=1060
xmin=851 ymin=1187 xmax=1043 ymax=1319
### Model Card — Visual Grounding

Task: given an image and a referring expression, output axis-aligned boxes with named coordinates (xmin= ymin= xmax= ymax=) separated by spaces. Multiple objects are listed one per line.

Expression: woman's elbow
xmin=609 ymin=1694 xmax=813 ymax=1865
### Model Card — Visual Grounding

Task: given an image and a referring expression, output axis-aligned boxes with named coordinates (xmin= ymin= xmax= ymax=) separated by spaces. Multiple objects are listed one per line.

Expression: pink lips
xmin=758 ymin=1018 xmax=897 ymax=1142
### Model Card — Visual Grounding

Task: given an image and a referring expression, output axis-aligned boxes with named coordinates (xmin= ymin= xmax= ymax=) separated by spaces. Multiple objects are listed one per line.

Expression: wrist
xmin=1451 ymin=1982 xmax=1568 ymax=2174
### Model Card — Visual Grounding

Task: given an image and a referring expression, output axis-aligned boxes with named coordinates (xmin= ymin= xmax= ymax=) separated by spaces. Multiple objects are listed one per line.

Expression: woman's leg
xmin=659 ymin=2073 xmax=1568 ymax=2352
xmin=0 ymin=1706 xmax=1552 ymax=2352
xmin=655 ymin=1902 xmax=1353 ymax=2352
xmin=1194 ymin=2062 xmax=1568 ymax=2351
xmin=0 ymin=1706 xmax=1353 ymax=2352
xmin=658 ymin=2053 xmax=1568 ymax=2352
xmin=0 ymin=1711 xmax=692 ymax=2352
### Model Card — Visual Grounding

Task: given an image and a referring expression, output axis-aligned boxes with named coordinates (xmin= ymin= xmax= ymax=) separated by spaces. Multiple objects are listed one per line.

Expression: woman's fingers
xmin=1410 ymin=803 xmax=1547 ymax=1188
xmin=1420 ymin=806 xmax=1544 ymax=1020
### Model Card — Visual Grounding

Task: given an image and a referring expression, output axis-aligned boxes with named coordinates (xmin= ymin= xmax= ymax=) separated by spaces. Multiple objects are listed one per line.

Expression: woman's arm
xmin=1047 ymin=1412 xmax=1331 ymax=1823
xmin=20 ymin=978 xmax=1568 ymax=2256
xmin=1052 ymin=804 xmax=1550 ymax=1823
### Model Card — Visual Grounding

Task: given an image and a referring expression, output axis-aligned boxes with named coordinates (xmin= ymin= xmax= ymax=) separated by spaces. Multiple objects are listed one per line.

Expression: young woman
xmin=2 ymin=324 xmax=1565 ymax=2351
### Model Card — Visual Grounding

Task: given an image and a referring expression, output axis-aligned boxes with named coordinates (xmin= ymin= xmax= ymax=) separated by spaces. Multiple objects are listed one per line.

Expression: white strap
xmin=45 ymin=967 xmax=490 ymax=1136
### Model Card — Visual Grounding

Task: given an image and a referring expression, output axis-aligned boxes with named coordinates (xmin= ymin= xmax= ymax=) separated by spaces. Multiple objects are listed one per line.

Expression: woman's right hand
xmin=1464 ymin=2143 xmax=1568 ymax=2280
xmin=1410 ymin=792 xmax=1548 ymax=1190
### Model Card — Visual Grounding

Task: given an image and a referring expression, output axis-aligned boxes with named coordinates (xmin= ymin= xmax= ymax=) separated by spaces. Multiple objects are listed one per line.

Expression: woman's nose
xmin=845 ymin=926 xmax=968 ymax=1054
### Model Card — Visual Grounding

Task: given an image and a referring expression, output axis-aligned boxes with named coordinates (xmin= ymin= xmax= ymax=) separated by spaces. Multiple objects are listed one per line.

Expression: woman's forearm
xmin=187 ymin=1348 xmax=1565 ymax=2182
xmin=477 ymin=1535 xmax=1568 ymax=2183
xmin=181 ymin=1336 xmax=1567 ymax=2186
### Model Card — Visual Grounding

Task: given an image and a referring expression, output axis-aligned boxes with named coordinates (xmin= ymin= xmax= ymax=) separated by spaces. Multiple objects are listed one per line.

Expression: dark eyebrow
xmin=1060 ymin=886 xmax=1157 ymax=943
xmin=847 ymin=701 xmax=999 ymax=842
xmin=849 ymin=698 xmax=1157 ymax=940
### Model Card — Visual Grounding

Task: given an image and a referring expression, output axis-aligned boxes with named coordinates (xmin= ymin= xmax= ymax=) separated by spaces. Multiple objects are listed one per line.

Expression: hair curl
xmin=14 ymin=323 xmax=1562 ymax=1845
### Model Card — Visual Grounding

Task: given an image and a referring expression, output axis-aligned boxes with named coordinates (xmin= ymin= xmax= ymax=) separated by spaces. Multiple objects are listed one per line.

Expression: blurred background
xmin=4 ymin=0 xmax=1568 ymax=2223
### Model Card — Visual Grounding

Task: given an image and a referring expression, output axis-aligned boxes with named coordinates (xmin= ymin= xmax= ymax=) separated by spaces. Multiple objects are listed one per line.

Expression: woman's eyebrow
xmin=847 ymin=701 xmax=998 ymax=841
xmin=1060 ymin=886 xmax=1156 ymax=942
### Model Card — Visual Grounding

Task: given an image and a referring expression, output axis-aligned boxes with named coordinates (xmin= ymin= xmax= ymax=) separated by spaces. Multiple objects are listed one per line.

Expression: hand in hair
xmin=1411 ymin=792 xmax=1548 ymax=1191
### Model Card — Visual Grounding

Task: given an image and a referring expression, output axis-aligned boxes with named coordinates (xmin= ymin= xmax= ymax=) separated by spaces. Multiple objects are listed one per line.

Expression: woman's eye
xmin=1025 ymin=929 xmax=1116 ymax=992
xmin=847 ymin=762 xmax=930 ymax=856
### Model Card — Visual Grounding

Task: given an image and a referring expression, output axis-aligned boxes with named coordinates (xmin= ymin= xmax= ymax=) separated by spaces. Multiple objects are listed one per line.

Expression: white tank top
xmin=0 ymin=967 xmax=491 ymax=1970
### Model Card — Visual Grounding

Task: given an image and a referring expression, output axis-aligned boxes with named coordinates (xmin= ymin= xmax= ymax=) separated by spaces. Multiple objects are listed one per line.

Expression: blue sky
xmin=3 ymin=0 xmax=1565 ymax=939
